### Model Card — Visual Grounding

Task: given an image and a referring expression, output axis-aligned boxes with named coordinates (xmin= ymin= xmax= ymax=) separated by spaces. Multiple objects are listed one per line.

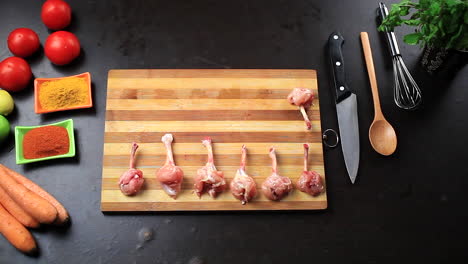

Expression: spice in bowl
xmin=22 ymin=126 xmax=69 ymax=159
xmin=39 ymin=77 xmax=88 ymax=111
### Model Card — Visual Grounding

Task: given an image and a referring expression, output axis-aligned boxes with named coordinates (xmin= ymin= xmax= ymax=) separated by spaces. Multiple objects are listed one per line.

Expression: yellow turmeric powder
xmin=39 ymin=77 xmax=89 ymax=110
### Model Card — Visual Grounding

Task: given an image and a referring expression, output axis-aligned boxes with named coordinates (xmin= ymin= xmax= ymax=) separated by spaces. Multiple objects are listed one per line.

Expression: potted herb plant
xmin=379 ymin=0 xmax=467 ymax=75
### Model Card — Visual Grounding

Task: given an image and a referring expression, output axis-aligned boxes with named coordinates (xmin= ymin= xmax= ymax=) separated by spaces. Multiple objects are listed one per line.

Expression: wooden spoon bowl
xmin=369 ymin=119 xmax=397 ymax=156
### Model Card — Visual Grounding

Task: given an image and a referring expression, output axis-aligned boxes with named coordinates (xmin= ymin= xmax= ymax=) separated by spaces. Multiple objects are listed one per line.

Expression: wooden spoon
xmin=360 ymin=32 xmax=397 ymax=156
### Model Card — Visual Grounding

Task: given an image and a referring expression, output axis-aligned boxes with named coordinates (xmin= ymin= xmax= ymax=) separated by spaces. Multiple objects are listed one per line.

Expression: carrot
xmin=0 ymin=203 xmax=37 ymax=255
xmin=0 ymin=164 xmax=69 ymax=225
xmin=0 ymin=185 xmax=40 ymax=228
xmin=0 ymin=165 xmax=57 ymax=224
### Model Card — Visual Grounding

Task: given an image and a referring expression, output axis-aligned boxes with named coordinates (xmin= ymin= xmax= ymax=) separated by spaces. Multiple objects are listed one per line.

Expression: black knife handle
xmin=328 ymin=32 xmax=351 ymax=103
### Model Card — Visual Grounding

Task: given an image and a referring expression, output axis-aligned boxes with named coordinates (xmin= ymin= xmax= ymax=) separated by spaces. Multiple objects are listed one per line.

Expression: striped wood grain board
xmin=102 ymin=69 xmax=327 ymax=211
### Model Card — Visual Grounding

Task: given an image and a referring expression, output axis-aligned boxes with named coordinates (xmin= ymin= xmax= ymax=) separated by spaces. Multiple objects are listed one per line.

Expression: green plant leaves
xmin=403 ymin=19 xmax=421 ymax=26
xmin=428 ymin=2 xmax=441 ymax=16
xmin=379 ymin=0 xmax=468 ymax=50
xmin=447 ymin=26 xmax=464 ymax=48
xmin=404 ymin=33 xmax=422 ymax=44
xmin=400 ymin=6 xmax=411 ymax=16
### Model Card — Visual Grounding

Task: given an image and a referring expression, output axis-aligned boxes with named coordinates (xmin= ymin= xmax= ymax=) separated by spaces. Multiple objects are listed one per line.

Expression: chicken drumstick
xmin=119 ymin=142 xmax=144 ymax=196
xmin=287 ymin=87 xmax=315 ymax=130
xmin=297 ymin=144 xmax=324 ymax=196
xmin=156 ymin=134 xmax=184 ymax=198
xmin=194 ymin=137 xmax=226 ymax=198
xmin=261 ymin=147 xmax=293 ymax=201
xmin=230 ymin=145 xmax=257 ymax=204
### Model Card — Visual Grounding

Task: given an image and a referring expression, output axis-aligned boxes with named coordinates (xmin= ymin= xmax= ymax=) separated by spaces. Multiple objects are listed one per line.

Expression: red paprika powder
xmin=23 ymin=126 xmax=69 ymax=159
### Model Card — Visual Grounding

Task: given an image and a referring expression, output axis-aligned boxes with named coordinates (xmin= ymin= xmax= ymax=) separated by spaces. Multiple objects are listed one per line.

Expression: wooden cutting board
xmin=101 ymin=69 xmax=327 ymax=211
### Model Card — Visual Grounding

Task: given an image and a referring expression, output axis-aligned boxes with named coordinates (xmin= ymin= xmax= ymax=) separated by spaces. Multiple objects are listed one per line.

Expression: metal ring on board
xmin=322 ymin=129 xmax=339 ymax=148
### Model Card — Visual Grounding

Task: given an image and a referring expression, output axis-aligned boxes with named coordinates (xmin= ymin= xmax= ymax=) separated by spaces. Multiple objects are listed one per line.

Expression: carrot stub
xmin=0 ymin=204 xmax=37 ymax=254
xmin=0 ymin=185 xmax=40 ymax=228
xmin=0 ymin=164 xmax=69 ymax=225
xmin=0 ymin=165 xmax=57 ymax=224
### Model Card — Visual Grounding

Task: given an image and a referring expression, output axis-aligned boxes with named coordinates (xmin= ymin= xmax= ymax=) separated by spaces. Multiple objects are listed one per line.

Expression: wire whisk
xmin=378 ymin=3 xmax=422 ymax=110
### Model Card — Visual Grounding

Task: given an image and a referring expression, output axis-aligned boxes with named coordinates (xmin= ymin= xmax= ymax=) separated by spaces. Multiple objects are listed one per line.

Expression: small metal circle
xmin=322 ymin=129 xmax=339 ymax=148
xmin=336 ymin=61 xmax=341 ymax=66
xmin=339 ymin=86 xmax=345 ymax=91
xmin=333 ymin=35 xmax=339 ymax=40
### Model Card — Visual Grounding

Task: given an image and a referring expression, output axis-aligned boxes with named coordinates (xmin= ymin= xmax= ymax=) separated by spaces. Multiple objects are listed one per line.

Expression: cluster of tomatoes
xmin=0 ymin=0 xmax=81 ymax=93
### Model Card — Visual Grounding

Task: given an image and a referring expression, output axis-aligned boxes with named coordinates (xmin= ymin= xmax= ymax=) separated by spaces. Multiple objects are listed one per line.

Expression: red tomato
xmin=0 ymin=57 xmax=32 ymax=92
xmin=44 ymin=31 xmax=80 ymax=65
xmin=7 ymin=28 xmax=40 ymax=58
xmin=41 ymin=0 xmax=72 ymax=30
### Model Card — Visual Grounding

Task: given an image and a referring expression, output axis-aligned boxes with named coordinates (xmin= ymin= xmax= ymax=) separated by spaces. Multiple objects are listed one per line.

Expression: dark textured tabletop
xmin=0 ymin=0 xmax=467 ymax=263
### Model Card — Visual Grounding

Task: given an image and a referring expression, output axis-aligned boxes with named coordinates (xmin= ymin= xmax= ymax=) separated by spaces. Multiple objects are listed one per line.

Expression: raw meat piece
xmin=287 ymin=88 xmax=315 ymax=130
xmin=261 ymin=147 xmax=293 ymax=201
xmin=194 ymin=137 xmax=226 ymax=198
xmin=156 ymin=134 xmax=184 ymax=198
xmin=119 ymin=142 xmax=144 ymax=196
xmin=297 ymin=144 xmax=324 ymax=196
xmin=230 ymin=145 xmax=257 ymax=204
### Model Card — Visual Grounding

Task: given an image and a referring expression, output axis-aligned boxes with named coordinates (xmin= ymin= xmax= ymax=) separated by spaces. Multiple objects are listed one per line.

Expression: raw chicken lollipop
xmin=119 ymin=142 xmax=145 ymax=195
xmin=297 ymin=144 xmax=324 ymax=196
xmin=287 ymin=87 xmax=315 ymax=130
xmin=194 ymin=137 xmax=226 ymax=198
xmin=230 ymin=145 xmax=257 ymax=204
xmin=261 ymin=148 xmax=293 ymax=201
xmin=156 ymin=134 xmax=184 ymax=198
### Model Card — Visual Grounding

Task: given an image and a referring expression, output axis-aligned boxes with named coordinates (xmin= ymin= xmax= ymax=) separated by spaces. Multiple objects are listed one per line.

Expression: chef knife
xmin=328 ymin=32 xmax=360 ymax=183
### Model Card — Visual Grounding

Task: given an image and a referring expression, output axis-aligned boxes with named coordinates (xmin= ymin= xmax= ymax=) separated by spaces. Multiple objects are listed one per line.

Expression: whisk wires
xmin=392 ymin=56 xmax=422 ymax=110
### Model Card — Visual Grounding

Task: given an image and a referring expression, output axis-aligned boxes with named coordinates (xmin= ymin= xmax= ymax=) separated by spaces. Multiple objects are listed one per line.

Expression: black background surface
xmin=0 ymin=0 xmax=467 ymax=263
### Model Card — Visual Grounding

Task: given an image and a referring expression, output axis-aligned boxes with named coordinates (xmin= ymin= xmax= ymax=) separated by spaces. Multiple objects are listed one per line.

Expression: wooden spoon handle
xmin=360 ymin=32 xmax=383 ymax=119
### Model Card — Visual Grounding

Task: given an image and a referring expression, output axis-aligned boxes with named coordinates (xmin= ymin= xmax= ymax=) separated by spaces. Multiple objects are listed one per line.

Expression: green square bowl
xmin=15 ymin=119 xmax=76 ymax=164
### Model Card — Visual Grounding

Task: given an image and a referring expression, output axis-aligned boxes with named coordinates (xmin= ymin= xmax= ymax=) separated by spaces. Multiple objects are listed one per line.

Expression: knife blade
xmin=328 ymin=32 xmax=360 ymax=184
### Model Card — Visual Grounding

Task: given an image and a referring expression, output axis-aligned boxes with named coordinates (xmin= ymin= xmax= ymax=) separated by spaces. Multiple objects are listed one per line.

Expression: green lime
xmin=0 ymin=115 xmax=10 ymax=143
xmin=0 ymin=90 xmax=14 ymax=116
